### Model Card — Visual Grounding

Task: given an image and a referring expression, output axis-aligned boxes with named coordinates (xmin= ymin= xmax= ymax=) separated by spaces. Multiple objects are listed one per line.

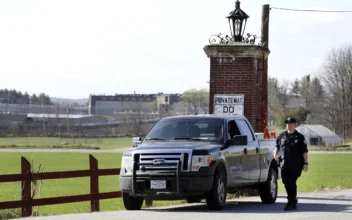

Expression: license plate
xmin=151 ymin=180 xmax=166 ymax=189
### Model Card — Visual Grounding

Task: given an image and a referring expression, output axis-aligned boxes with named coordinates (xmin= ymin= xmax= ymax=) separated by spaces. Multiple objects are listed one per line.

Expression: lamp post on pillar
xmin=204 ymin=1 xmax=270 ymax=133
xmin=209 ymin=1 xmax=264 ymax=46
xmin=226 ymin=0 xmax=249 ymax=42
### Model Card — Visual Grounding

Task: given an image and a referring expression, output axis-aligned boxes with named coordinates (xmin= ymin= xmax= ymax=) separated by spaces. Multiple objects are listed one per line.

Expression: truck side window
xmin=228 ymin=120 xmax=241 ymax=139
xmin=237 ymin=119 xmax=255 ymax=142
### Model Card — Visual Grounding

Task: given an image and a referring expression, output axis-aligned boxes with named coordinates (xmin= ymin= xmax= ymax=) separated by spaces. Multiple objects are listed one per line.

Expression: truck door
xmin=236 ymin=119 xmax=261 ymax=183
xmin=223 ymin=120 xmax=247 ymax=186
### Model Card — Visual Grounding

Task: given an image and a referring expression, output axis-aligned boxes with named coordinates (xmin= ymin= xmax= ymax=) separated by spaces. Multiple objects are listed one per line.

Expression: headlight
xmin=121 ymin=156 xmax=133 ymax=173
xmin=191 ymin=155 xmax=211 ymax=171
xmin=123 ymin=150 xmax=132 ymax=157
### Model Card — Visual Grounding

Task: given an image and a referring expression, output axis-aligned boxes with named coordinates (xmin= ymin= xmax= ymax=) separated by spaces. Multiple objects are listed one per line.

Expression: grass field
xmin=1 ymin=153 xmax=352 ymax=218
xmin=0 ymin=152 xmax=187 ymax=218
xmin=308 ymin=145 xmax=352 ymax=151
xmin=0 ymin=137 xmax=351 ymax=151
xmin=281 ymin=154 xmax=352 ymax=193
xmin=0 ymin=137 xmax=132 ymax=150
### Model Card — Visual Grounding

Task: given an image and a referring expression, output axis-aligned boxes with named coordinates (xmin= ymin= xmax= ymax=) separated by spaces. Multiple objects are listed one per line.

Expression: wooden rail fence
xmin=0 ymin=155 xmax=152 ymax=217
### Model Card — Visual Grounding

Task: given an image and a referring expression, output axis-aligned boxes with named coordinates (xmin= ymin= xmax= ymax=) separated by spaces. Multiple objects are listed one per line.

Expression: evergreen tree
xmin=290 ymin=78 xmax=300 ymax=97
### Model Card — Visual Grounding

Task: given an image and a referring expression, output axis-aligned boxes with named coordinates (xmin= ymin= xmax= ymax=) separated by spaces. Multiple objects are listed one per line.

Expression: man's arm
xmin=301 ymin=136 xmax=309 ymax=172
xmin=303 ymin=152 xmax=308 ymax=164
xmin=274 ymin=136 xmax=280 ymax=162
xmin=274 ymin=147 xmax=279 ymax=156
xmin=303 ymin=152 xmax=309 ymax=172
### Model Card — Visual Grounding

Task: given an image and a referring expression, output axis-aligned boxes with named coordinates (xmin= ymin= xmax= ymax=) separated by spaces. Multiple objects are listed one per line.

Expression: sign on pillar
xmin=214 ymin=94 xmax=244 ymax=115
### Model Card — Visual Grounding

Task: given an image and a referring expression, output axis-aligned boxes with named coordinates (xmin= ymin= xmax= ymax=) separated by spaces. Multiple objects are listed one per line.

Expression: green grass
xmin=0 ymin=137 xmax=132 ymax=150
xmin=0 ymin=152 xmax=185 ymax=218
xmin=1 ymin=153 xmax=352 ymax=218
xmin=308 ymin=145 xmax=352 ymax=151
xmin=1 ymin=137 xmax=351 ymax=152
xmin=0 ymin=152 xmax=123 ymax=217
xmin=278 ymin=154 xmax=352 ymax=193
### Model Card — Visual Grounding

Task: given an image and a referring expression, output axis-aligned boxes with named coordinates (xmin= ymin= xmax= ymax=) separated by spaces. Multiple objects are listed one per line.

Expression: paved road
xmin=1 ymin=148 xmax=351 ymax=154
xmin=14 ymin=189 xmax=352 ymax=220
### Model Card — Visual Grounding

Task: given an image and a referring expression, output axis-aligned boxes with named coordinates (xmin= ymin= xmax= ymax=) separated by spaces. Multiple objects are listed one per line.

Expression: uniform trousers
xmin=281 ymin=169 xmax=302 ymax=204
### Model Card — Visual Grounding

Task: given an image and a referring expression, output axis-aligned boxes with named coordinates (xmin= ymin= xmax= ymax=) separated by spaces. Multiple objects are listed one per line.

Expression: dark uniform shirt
xmin=275 ymin=130 xmax=308 ymax=171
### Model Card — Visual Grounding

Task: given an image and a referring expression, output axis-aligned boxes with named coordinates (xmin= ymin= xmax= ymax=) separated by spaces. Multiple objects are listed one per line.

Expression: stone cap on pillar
xmin=204 ymin=42 xmax=270 ymax=59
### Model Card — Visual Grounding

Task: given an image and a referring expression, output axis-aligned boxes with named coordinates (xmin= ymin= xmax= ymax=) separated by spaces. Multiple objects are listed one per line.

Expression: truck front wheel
xmin=122 ymin=192 xmax=144 ymax=210
xmin=258 ymin=168 xmax=278 ymax=204
xmin=205 ymin=171 xmax=227 ymax=210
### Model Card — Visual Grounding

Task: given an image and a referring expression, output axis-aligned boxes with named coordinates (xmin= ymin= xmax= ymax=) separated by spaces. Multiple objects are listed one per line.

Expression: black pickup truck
xmin=119 ymin=114 xmax=280 ymax=210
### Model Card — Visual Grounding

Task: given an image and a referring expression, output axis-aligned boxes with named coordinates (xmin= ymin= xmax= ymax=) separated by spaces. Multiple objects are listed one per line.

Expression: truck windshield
xmin=144 ymin=118 xmax=224 ymax=141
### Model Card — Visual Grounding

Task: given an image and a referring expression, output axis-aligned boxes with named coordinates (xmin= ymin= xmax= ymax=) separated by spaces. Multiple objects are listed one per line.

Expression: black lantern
xmin=226 ymin=0 xmax=249 ymax=42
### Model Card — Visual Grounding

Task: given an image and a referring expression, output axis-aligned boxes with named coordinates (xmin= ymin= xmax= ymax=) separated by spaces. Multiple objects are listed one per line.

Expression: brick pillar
xmin=203 ymin=42 xmax=270 ymax=132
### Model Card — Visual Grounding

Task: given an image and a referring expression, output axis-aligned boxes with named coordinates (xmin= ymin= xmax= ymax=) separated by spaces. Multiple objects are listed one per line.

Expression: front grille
xmin=137 ymin=152 xmax=189 ymax=172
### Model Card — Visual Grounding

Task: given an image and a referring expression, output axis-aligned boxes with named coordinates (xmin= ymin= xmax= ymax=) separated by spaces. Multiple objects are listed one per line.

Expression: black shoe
xmin=293 ymin=199 xmax=297 ymax=210
xmin=284 ymin=203 xmax=296 ymax=211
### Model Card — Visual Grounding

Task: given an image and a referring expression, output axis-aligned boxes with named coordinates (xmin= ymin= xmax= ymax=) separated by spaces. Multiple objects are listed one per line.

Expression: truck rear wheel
xmin=205 ymin=171 xmax=226 ymax=210
xmin=259 ymin=168 xmax=278 ymax=204
xmin=122 ymin=192 xmax=144 ymax=210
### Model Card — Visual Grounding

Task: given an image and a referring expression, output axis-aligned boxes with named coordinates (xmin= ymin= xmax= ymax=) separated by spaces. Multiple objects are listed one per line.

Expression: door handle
xmin=244 ymin=148 xmax=247 ymax=154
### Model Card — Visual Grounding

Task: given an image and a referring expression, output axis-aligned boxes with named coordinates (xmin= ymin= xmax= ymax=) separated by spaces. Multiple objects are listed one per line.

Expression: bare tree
xmin=320 ymin=44 xmax=352 ymax=141
xmin=149 ymin=100 xmax=158 ymax=113
xmin=268 ymin=77 xmax=280 ymax=124
xmin=268 ymin=76 xmax=327 ymax=128
xmin=276 ymin=80 xmax=291 ymax=115
xmin=120 ymin=102 xmax=152 ymax=137
xmin=267 ymin=77 xmax=293 ymax=126
xmin=179 ymin=88 xmax=209 ymax=114
xmin=304 ymin=77 xmax=325 ymax=124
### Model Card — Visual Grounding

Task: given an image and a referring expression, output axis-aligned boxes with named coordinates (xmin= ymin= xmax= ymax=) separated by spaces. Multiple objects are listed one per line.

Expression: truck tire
xmin=205 ymin=171 xmax=227 ymax=210
xmin=122 ymin=192 xmax=144 ymax=210
xmin=186 ymin=196 xmax=202 ymax=203
xmin=259 ymin=168 xmax=278 ymax=204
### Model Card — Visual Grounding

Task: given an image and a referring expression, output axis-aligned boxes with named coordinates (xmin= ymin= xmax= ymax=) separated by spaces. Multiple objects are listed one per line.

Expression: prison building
xmin=88 ymin=93 xmax=180 ymax=115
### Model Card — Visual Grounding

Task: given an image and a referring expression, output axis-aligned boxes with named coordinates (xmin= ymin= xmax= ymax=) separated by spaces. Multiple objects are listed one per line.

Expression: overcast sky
xmin=1 ymin=0 xmax=352 ymax=99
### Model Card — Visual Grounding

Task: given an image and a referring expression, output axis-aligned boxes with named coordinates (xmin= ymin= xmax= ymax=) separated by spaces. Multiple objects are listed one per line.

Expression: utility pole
xmin=261 ymin=4 xmax=270 ymax=130
xmin=261 ymin=4 xmax=270 ymax=49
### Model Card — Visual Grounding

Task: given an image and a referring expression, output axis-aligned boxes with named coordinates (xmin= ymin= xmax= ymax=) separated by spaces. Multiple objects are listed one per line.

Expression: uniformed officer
xmin=274 ymin=117 xmax=309 ymax=211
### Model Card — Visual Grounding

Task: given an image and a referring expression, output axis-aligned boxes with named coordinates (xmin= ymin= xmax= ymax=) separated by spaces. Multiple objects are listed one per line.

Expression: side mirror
xmin=132 ymin=137 xmax=142 ymax=148
xmin=226 ymin=135 xmax=248 ymax=146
